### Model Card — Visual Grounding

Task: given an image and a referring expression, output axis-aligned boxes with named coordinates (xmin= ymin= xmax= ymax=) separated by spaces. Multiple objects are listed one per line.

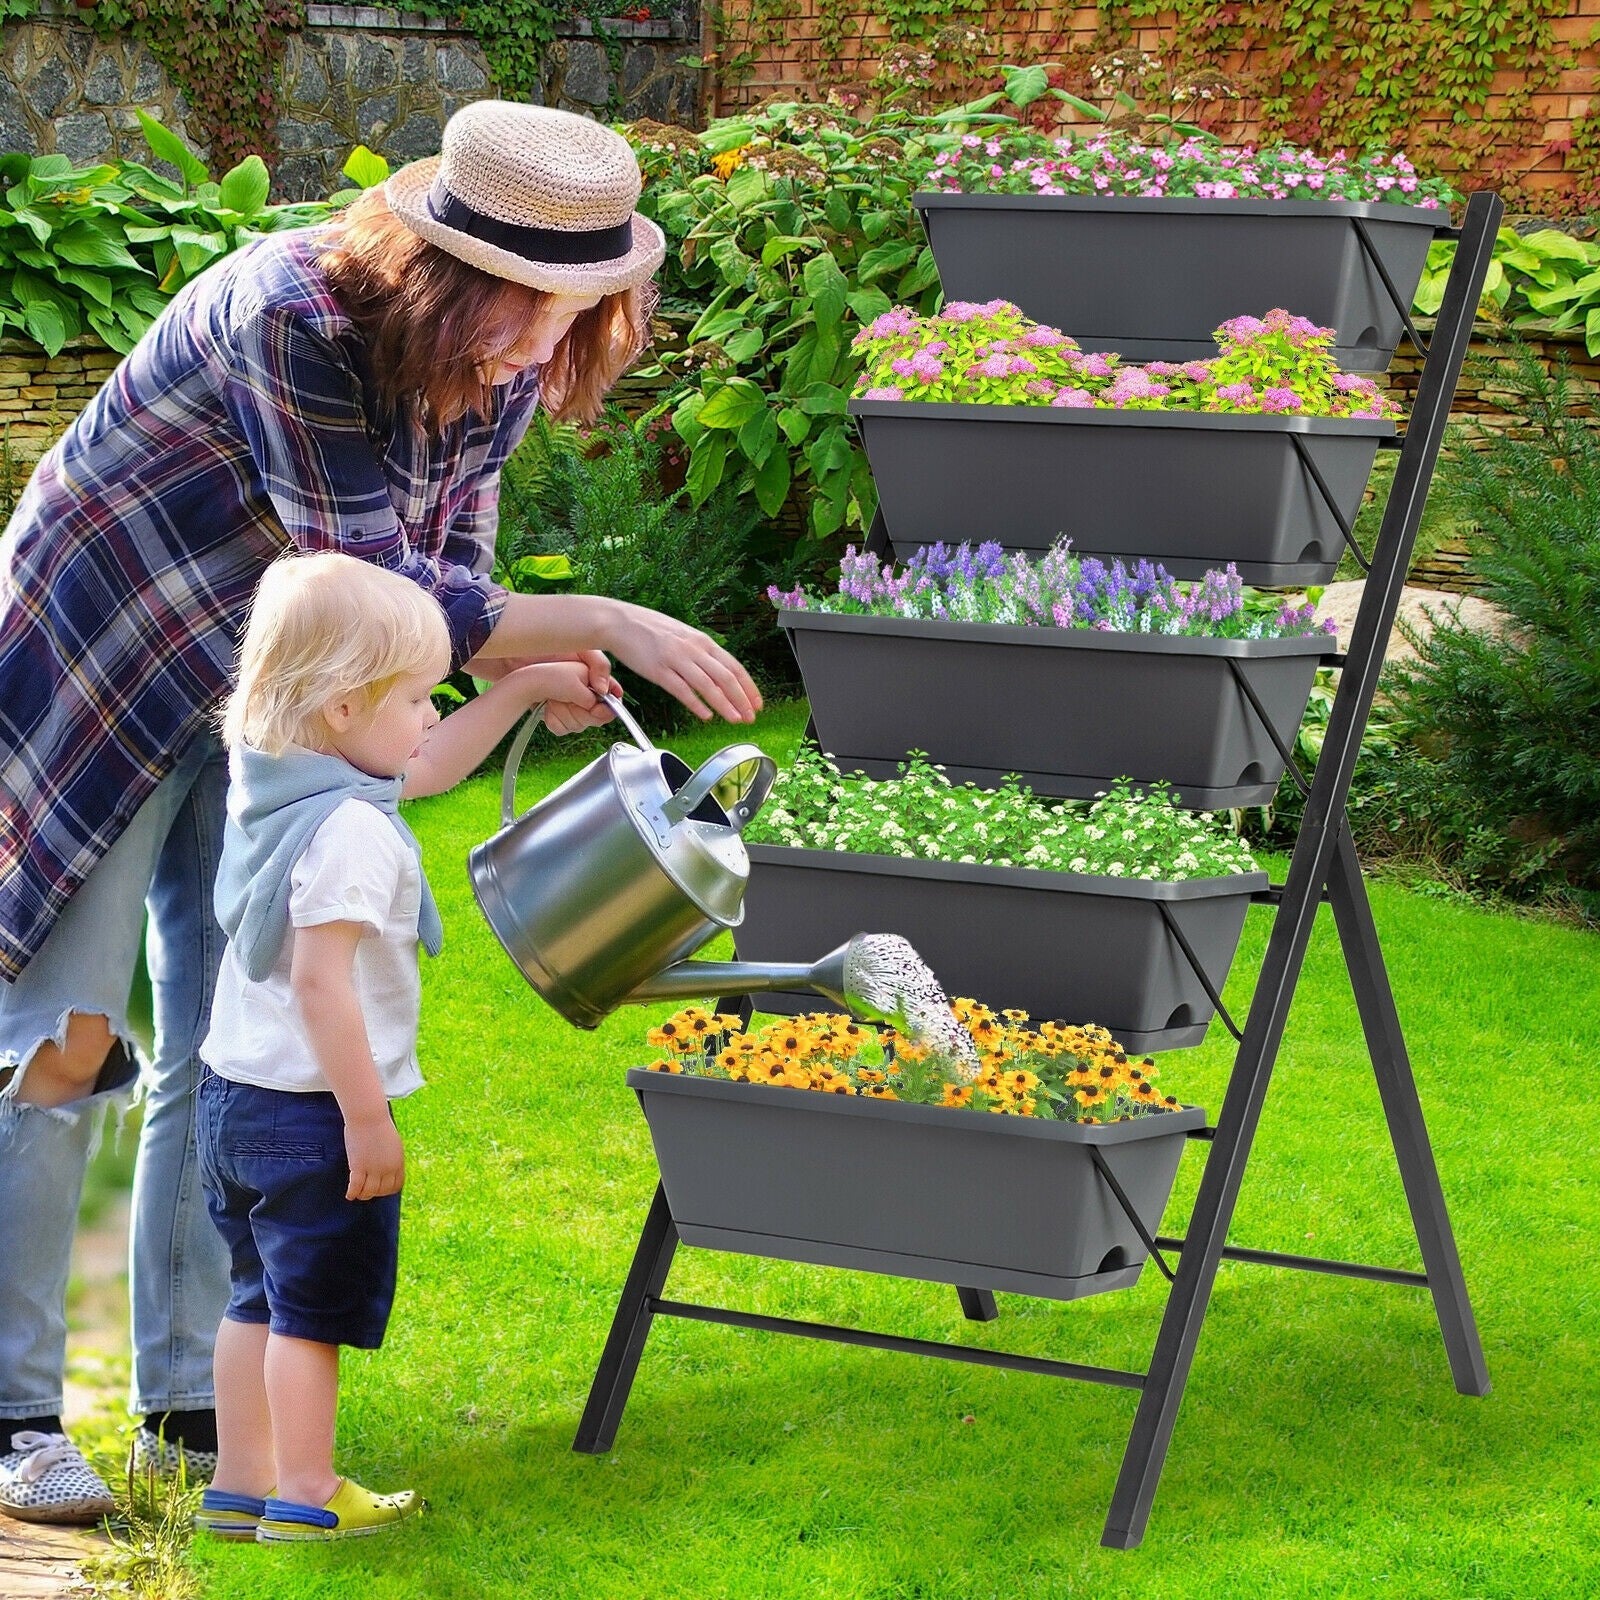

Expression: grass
xmin=169 ymin=698 xmax=1600 ymax=1597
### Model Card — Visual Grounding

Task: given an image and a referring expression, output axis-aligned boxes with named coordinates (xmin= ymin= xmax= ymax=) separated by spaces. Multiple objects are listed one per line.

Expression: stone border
xmin=306 ymin=5 xmax=449 ymax=29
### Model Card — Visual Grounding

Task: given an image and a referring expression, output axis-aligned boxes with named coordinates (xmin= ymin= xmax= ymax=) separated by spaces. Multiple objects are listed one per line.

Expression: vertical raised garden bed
xmin=913 ymin=193 xmax=1444 ymax=372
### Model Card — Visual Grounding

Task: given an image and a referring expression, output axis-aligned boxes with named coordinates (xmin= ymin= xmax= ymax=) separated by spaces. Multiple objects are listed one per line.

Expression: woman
xmin=0 ymin=100 xmax=761 ymax=1522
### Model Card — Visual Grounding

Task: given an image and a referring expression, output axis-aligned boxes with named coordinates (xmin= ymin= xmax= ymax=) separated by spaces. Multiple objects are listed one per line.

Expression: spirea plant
xmin=768 ymin=536 xmax=1337 ymax=640
xmin=852 ymin=301 xmax=1399 ymax=419
xmin=744 ymin=744 xmax=1262 ymax=880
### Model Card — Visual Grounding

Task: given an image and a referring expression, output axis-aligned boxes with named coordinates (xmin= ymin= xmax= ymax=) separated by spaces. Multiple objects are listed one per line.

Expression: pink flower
xmin=861 ymin=385 xmax=903 ymax=401
xmin=1050 ymin=387 xmax=1096 ymax=408
xmin=1260 ymin=386 xmax=1302 ymax=413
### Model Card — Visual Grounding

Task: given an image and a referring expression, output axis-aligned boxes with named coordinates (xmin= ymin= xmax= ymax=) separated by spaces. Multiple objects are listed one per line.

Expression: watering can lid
xmin=608 ymin=737 xmax=772 ymax=927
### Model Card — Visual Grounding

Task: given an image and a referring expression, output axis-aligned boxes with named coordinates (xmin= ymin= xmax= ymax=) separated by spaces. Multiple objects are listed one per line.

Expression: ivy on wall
xmin=88 ymin=2 xmax=304 ymax=173
xmin=707 ymin=0 xmax=1592 ymax=211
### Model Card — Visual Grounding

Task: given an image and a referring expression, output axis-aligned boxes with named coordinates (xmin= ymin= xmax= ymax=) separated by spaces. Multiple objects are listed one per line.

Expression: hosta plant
xmin=769 ymin=536 xmax=1337 ymax=639
xmin=643 ymin=1002 xmax=1187 ymax=1120
xmin=852 ymin=300 xmax=1399 ymax=418
xmin=744 ymin=743 xmax=1261 ymax=880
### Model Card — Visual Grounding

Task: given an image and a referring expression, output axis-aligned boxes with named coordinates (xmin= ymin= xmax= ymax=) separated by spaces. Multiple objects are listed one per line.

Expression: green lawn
xmin=189 ymin=699 xmax=1600 ymax=1598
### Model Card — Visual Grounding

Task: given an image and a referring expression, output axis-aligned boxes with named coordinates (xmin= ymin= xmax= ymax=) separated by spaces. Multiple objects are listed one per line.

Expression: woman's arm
xmin=474 ymin=592 xmax=763 ymax=724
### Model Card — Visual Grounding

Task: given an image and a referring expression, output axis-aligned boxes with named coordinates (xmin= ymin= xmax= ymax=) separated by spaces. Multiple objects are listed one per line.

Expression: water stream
xmin=844 ymin=932 xmax=980 ymax=1076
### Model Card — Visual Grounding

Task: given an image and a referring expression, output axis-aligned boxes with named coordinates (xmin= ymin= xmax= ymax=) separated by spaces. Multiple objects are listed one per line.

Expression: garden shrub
xmin=621 ymin=102 xmax=985 ymax=542
xmin=496 ymin=412 xmax=797 ymax=730
xmin=1378 ymin=344 xmax=1600 ymax=904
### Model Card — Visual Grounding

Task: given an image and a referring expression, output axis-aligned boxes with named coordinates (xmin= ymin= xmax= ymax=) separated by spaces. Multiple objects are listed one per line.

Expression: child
xmin=193 ymin=551 xmax=604 ymax=1542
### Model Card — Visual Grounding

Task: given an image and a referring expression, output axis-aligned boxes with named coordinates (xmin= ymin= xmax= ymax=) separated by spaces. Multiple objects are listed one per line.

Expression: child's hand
xmin=516 ymin=655 xmax=619 ymax=736
xmin=344 ymin=1112 xmax=405 ymax=1200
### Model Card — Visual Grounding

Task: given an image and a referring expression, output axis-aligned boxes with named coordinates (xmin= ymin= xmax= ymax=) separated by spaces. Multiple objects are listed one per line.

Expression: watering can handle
xmin=498 ymin=692 xmax=653 ymax=826
xmin=660 ymin=744 xmax=777 ymax=832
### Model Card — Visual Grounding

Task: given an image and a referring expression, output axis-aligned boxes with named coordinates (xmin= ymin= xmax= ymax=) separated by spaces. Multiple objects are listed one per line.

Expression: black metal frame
xmin=575 ymin=193 xmax=1501 ymax=1550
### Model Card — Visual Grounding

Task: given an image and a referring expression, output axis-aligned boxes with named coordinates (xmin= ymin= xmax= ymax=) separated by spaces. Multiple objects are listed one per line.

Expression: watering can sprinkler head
xmin=622 ymin=933 xmax=906 ymax=1029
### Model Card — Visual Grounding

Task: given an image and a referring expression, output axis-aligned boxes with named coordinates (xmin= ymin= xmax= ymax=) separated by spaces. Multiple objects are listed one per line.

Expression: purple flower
xmin=1050 ymin=387 xmax=1096 ymax=408
xmin=860 ymin=385 xmax=904 ymax=401
xmin=1260 ymin=386 xmax=1302 ymax=413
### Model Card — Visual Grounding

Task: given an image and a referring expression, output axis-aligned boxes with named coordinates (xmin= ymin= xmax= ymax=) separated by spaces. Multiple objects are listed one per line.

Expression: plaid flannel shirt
xmin=0 ymin=229 xmax=536 ymax=981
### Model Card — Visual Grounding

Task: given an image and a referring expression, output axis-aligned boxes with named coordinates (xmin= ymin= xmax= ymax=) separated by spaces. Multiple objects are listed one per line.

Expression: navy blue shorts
xmin=196 ymin=1069 xmax=401 ymax=1349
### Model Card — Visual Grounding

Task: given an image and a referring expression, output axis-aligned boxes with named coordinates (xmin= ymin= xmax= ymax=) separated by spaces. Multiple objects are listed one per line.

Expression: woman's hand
xmin=601 ymin=602 xmax=762 ymax=724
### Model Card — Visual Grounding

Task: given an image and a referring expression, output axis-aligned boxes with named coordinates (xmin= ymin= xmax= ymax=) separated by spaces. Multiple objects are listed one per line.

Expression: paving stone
xmin=352 ymin=34 xmax=398 ymax=92
xmin=562 ymin=41 xmax=612 ymax=107
xmin=25 ymin=59 xmax=71 ymax=120
xmin=82 ymin=54 xmax=125 ymax=107
xmin=358 ymin=91 xmax=398 ymax=143
xmin=53 ymin=113 xmax=110 ymax=165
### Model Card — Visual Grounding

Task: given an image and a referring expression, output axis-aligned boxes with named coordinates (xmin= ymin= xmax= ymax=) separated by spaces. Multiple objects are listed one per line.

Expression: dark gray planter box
xmin=736 ymin=844 xmax=1267 ymax=1054
xmin=629 ymin=1067 xmax=1205 ymax=1300
xmin=850 ymin=400 xmax=1393 ymax=587
xmin=913 ymin=192 xmax=1444 ymax=372
xmin=780 ymin=610 xmax=1331 ymax=808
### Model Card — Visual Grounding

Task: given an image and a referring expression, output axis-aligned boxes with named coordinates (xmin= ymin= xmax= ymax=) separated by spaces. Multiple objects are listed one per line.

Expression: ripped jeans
xmin=0 ymin=731 xmax=230 ymax=1422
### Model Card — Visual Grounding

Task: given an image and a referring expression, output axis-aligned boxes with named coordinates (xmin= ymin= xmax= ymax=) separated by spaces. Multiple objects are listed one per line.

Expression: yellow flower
xmin=940 ymin=1084 xmax=973 ymax=1108
xmin=711 ymin=145 xmax=748 ymax=179
xmin=863 ymin=1084 xmax=898 ymax=1100
xmin=646 ymin=1058 xmax=682 ymax=1074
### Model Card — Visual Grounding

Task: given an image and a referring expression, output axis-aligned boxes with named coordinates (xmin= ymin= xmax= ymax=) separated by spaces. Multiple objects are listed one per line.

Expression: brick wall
xmin=711 ymin=0 xmax=1600 ymax=210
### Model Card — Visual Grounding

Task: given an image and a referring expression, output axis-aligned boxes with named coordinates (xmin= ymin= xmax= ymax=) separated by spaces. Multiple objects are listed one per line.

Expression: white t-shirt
xmin=201 ymin=797 xmax=426 ymax=1098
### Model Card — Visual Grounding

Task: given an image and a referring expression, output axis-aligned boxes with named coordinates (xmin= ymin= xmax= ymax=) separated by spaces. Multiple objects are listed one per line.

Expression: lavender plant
xmin=921 ymin=130 xmax=1454 ymax=208
xmin=769 ymin=537 xmax=1336 ymax=640
xmin=852 ymin=301 xmax=1398 ymax=419
xmin=745 ymin=744 xmax=1261 ymax=880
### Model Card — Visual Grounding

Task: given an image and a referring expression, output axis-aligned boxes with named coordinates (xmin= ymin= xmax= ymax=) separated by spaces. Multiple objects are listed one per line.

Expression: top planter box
xmin=912 ymin=193 xmax=1446 ymax=373
xmin=850 ymin=400 xmax=1394 ymax=588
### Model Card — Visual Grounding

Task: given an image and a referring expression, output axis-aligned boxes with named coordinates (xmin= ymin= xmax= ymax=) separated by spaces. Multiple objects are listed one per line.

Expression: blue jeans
xmin=0 ymin=730 xmax=231 ymax=1421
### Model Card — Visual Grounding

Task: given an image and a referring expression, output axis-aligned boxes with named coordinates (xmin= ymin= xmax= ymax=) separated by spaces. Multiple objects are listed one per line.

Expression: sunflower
xmin=646 ymin=1058 xmax=682 ymax=1073
xmin=940 ymin=1084 xmax=973 ymax=1108
xmin=711 ymin=144 xmax=748 ymax=179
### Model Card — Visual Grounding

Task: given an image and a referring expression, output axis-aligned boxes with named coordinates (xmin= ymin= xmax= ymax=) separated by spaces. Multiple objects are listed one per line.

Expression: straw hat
xmin=386 ymin=101 xmax=666 ymax=297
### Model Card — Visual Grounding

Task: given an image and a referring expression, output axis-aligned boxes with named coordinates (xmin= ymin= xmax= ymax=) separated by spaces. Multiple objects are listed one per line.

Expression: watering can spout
xmin=623 ymin=935 xmax=899 ymax=1027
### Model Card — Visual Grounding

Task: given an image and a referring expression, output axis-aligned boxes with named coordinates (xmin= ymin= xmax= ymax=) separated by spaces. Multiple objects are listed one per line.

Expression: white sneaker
xmin=0 ymin=1430 xmax=116 ymax=1524
xmin=128 ymin=1426 xmax=218 ymax=1485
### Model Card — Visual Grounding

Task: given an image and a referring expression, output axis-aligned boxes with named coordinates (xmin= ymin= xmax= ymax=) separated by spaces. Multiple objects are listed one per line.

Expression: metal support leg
xmin=1326 ymin=826 xmax=1489 ymax=1396
xmin=574 ymin=1183 xmax=679 ymax=1454
xmin=956 ymin=1286 xmax=999 ymax=1321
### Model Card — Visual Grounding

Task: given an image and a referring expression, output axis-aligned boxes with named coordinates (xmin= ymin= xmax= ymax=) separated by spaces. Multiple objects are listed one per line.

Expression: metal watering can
xmin=468 ymin=695 xmax=889 ymax=1029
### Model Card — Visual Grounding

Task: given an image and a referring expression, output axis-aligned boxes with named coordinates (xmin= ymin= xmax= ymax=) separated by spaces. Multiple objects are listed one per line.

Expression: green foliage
xmin=495 ymin=412 xmax=772 ymax=731
xmin=1381 ymin=345 xmax=1600 ymax=900
xmin=1416 ymin=226 xmax=1600 ymax=356
xmin=623 ymin=100 xmax=1005 ymax=541
xmin=0 ymin=128 xmax=381 ymax=356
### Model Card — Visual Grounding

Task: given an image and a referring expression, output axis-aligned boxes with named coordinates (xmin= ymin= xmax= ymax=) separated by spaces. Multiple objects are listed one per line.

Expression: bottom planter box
xmin=630 ymin=1068 xmax=1206 ymax=1301
xmin=736 ymin=845 xmax=1267 ymax=1054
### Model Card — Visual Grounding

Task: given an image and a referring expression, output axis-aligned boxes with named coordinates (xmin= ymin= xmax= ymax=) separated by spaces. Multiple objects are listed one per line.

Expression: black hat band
xmin=426 ymin=176 xmax=634 ymax=265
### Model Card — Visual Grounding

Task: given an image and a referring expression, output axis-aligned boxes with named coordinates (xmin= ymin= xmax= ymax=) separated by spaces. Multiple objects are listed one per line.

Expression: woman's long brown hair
xmin=315 ymin=187 xmax=654 ymax=433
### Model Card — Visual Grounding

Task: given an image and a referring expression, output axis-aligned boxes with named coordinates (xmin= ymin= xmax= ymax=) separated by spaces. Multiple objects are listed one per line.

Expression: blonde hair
xmin=224 ymin=553 xmax=452 ymax=756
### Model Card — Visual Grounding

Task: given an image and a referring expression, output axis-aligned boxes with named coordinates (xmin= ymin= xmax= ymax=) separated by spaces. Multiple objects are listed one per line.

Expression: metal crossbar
xmin=578 ymin=192 xmax=1503 ymax=1553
